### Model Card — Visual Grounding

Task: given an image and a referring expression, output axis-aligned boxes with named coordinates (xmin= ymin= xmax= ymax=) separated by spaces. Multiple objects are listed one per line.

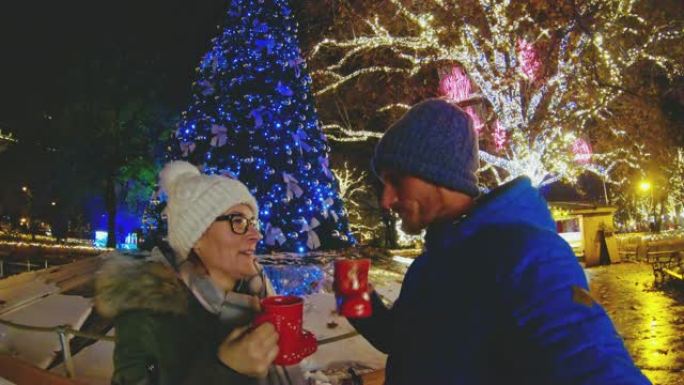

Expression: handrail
xmin=0 ymin=318 xmax=114 ymax=342
xmin=0 ymin=317 xmax=114 ymax=379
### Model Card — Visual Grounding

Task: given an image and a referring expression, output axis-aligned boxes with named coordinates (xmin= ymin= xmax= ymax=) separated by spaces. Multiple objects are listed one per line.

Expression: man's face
xmin=380 ymin=171 xmax=441 ymax=234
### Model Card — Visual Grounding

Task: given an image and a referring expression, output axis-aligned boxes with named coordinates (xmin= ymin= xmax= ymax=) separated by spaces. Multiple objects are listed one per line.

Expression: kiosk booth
xmin=550 ymin=202 xmax=619 ymax=267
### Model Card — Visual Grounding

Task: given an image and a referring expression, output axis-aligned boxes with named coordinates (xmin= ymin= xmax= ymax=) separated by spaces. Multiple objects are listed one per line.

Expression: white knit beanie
xmin=159 ymin=161 xmax=259 ymax=261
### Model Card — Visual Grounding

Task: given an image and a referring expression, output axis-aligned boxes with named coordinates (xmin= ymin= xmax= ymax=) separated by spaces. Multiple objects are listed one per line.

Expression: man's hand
xmin=217 ymin=323 xmax=279 ymax=378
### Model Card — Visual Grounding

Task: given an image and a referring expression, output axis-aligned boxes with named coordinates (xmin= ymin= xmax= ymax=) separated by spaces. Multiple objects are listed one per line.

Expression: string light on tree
xmin=332 ymin=162 xmax=381 ymax=242
xmin=395 ymin=218 xmax=424 ymax=248
xmin=309 ymin=0 xmax=683 ymax=187
xmin=664 ymin=149 xmax=684 ymax=222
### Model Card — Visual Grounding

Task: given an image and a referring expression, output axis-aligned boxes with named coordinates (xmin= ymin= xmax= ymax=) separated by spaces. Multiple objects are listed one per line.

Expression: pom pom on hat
xmin=159 ymin=161 xmax=200 ymax=195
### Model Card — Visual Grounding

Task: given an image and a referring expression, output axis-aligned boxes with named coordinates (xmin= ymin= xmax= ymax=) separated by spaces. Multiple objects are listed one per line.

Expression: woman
xmin=96 ymin=161 xmax=293 ymax=385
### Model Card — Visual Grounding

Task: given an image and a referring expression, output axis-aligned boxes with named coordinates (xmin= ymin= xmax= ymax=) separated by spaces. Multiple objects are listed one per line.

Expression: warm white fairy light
xmin=321 ymin=124 xmax=383 ymax=142
xmin=313 ymin=66 xmax=411 ymax=97
xmin=309 ymin=0 xmax=682 ymax=187
xmin=0 ymin=239 xmax=110 ymax=252
xmin=332 ymin=163 xmax=380 ymax=241
xmin=665 ymin=149 xmax=684 ymax=219
xmin=395 ymin=219 xmax=424 ymax=248
xmin=377 ymin=103 xmax=411 ymax=113
xmin=0 ymin=130 xmax=17 ymax=143
xmin=334 ymin=162 xmax=368 ymax=200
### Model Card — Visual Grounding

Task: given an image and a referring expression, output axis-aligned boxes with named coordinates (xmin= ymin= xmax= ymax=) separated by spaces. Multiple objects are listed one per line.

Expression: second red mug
xmin=333 ymin=258 xmax=372 ymax=318
xmin=333 ymin=258 xmax=370 ymax=295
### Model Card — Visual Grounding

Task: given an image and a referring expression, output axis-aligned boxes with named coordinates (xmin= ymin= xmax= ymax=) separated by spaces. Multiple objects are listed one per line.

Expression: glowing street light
xmin=638 ymin=180 xmax=658 ymax=232
xmin=639 ymin=181 xmax=652 ymax=192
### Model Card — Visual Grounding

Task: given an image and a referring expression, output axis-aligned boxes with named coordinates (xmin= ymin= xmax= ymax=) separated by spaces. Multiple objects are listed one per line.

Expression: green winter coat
xmin=95 ymin=253 xmax=261 ymax=385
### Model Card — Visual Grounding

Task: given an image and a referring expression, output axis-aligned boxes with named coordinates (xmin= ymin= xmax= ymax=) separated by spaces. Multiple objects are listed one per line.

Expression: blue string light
xmin=166 ymin=0 xmax=355 ymax=253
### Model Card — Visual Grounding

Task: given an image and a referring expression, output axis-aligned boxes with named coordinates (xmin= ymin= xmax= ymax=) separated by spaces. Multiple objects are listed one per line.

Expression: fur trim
xmin=95 ymin=252 xmax=188 ymax=319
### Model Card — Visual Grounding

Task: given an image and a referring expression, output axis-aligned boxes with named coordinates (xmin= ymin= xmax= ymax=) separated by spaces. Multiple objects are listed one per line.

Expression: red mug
xmin=334 ymin=258 xmax=372 ymax=318
xmin=253 ymin=295 xmax=316 ymax=365
xmin=334 ymin=258 xmax=370 ymax=295
xmin=338 ymin=291 xmax=372 ymax=318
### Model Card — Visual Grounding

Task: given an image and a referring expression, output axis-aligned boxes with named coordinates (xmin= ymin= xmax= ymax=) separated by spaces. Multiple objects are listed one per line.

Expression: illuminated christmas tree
xmin=170 ymin=0 xmax=354 ymax=252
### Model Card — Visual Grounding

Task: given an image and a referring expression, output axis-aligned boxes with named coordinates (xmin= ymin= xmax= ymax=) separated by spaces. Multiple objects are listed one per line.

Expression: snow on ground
xmin=301 ymin=292 xmax=386 ymax=371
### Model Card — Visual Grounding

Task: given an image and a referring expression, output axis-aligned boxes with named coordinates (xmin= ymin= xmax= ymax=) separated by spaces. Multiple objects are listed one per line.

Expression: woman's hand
xmin=217 ymin=323 xmax=279 ymax=378
xmin=249 ymin=295 xmax=261 ymax=312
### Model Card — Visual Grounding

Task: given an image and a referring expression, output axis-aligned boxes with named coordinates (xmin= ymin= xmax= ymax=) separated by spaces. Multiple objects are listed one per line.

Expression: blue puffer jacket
xmin=351 ymin=177 xmax=650 ymax=385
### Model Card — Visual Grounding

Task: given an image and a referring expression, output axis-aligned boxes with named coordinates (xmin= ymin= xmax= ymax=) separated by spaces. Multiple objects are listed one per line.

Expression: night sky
xmin=0 ymin=0 xmax=229 ymax=133
xmin=1 ymin=1 xmax=681 ymax=211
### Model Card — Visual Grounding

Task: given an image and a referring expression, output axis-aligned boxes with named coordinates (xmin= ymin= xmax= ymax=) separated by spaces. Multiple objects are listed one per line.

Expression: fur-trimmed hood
xmin=95 ymin=250 xmax=188 ymax=319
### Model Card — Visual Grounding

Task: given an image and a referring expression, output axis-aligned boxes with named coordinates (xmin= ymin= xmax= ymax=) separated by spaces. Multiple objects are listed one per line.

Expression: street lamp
xmin=20 ymin=186 xmax=34 ymax=240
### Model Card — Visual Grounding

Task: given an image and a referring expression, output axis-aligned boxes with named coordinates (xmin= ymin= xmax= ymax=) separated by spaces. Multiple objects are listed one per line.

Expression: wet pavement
xmin=585 ymin=262 xmax=684 ymax=385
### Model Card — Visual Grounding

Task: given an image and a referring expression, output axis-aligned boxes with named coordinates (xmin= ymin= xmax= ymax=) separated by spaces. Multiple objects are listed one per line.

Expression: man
xmin=348 ymin=99 xmax=650 ymax=385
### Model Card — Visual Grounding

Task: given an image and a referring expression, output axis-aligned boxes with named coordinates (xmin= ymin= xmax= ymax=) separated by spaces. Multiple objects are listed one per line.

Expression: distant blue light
xmin=94 ymin=231 xmax=108 ymax=248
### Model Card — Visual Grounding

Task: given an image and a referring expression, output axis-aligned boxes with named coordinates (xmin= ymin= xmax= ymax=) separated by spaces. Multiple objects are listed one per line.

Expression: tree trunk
xmin=105 ymin=176 xmax=117 ymax=248
xmin=655 ymin=195 xmax=666 ymax=233
xmin=382 ymin=211 xmax=398 ymax=249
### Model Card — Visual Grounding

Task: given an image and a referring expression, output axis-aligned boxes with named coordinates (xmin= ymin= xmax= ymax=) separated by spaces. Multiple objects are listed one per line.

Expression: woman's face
xmin=193 ymin=204 xmax=262 ymax=281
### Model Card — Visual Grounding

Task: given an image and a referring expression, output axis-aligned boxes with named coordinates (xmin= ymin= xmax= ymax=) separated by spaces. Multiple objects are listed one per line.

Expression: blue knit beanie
xmin=372 ymin=98 xmax=480 ymax=197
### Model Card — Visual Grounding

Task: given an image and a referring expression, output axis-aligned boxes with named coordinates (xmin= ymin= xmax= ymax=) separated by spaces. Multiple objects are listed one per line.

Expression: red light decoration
xmin=572 ymin=138 xmax=592 ymax=164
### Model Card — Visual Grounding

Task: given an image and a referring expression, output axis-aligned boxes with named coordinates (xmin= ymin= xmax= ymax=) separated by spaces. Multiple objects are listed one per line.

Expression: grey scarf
xmin=152 ymin=247 xmax=271 ymax=328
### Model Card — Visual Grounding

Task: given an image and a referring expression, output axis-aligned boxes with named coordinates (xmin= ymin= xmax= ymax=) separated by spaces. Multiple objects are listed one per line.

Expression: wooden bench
xmin=618 ymin=248 xmax=638 ymax=262
xmin=647 ymin=250 xmax=684 ymax=286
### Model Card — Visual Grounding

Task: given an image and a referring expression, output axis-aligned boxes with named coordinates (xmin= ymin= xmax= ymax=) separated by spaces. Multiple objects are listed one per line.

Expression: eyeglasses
xmin=215 ymin=214 xmax=260 ymax=235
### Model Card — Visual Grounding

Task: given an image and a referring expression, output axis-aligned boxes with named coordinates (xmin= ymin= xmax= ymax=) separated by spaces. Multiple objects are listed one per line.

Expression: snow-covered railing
xmin=0 ymin=255 xmax=107 ymax=379
xmin=0 ymin=317 xmax=113 ymax=378
xmin=0 ymin=259 xmax=51 ymax=277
